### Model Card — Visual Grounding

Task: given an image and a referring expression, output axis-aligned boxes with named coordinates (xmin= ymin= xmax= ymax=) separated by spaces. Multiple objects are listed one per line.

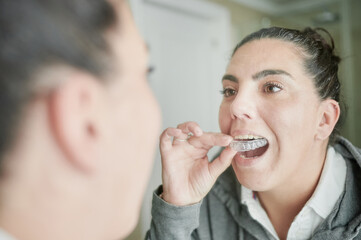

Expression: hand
xmin=159 ymin=121 xmax=237 ymax=206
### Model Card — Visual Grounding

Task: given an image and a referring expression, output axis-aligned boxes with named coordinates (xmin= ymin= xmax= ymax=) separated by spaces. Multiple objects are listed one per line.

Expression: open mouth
xmin=230 ymin=135 xmax=269 ymax=159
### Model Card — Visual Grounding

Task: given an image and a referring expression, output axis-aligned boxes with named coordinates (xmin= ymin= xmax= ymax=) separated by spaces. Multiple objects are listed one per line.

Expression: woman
xmin=147 ymin=27 xmax=361 ymax=240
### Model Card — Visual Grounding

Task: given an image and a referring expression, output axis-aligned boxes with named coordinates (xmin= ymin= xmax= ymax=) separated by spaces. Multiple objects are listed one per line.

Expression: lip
xmin=233 ymin=145 xmax=269 ymax=167
xmin=234 ymin=153 xmax=261 ymax=167
xmin=230 ymin=129 xmax=270 ymax=167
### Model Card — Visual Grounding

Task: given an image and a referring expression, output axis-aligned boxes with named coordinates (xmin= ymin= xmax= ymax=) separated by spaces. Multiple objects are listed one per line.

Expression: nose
xmin=230 ymin=89 xmax=256 ymax=121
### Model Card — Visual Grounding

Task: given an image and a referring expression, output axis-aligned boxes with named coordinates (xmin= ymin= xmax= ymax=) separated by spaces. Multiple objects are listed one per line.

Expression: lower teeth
xmin=230 ymin=139 xmax=267 ymax=152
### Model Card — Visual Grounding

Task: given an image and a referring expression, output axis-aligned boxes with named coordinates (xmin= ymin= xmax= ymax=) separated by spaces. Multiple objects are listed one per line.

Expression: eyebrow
xmin=253 ymin=69 xmax=293 ymax=80
xmin=222 ymin=69 xmax=293 ymax=83
xmin=222 ymin=74 xmax=239 ymax=83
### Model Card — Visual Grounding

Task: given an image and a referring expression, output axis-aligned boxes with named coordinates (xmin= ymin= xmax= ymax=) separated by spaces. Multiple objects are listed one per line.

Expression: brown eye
xmin=220 ymin=88 xmax=237 ymax=97
xmin=264 ymin=83 xmax=282 ymax=93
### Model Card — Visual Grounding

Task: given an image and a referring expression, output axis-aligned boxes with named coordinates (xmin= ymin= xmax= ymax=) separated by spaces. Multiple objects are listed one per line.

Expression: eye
xmin=263 ymin=82 xmax=283 ymax=93
xmin=146 ymin=66 xmax=155 ymax=82
xmin=220 ymin=88 xmax=237 ymax=97
xmin=147 ymin=66 xmax=155 ymax=76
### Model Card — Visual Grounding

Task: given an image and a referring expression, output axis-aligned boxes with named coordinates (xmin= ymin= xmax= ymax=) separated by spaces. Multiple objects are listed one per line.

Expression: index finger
xmin=159 ymin=127 xmax=183 ymax=152
xmin=177 ymin=121 xmax=203 ymax=137
xmin=188 ymin=132 xmax=233 ymax=150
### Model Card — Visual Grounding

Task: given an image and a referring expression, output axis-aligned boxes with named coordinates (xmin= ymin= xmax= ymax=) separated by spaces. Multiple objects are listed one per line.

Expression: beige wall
xmin=353 ymin=32 xmax=361 ymax=147
xmin=351 ymin=0 xmax=361 ymax=147
xmin=203 ymin=0 xmax=271 ymax=47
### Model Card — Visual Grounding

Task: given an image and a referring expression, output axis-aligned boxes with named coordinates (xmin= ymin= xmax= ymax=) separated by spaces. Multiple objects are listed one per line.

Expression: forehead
xmin=228 ymin=38 xmax=305 ymax=77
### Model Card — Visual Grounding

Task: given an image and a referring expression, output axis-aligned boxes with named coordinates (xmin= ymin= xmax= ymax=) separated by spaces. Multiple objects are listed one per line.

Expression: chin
xmin=108 ymin=214 xmax=139 ymax=240
xmin=122 ymin=217 xmax=139 ymax=239
xmin=105 ymin=198 xmax=142 ymax=240
xmin=232 ymin=162 xmax=274 ymax=191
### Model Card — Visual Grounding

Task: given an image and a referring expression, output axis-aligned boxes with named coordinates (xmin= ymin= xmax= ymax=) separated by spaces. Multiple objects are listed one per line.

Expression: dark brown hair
xmin=232 ymin=27 xmax=346 ymax=145
xmin=0 ymin=0 xmax=116 ymax=161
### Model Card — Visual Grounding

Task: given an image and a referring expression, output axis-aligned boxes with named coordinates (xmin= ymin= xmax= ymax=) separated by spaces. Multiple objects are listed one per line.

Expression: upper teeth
xmin=234 ymin=135 xmax=262 ymax=140
xmin=230 ymin=138 xmax=268 ymax=152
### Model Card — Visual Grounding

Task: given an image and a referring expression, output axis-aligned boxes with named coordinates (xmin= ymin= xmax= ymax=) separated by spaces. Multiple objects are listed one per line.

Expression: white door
xmin=127 ymin=0 xmax=231 ymax=238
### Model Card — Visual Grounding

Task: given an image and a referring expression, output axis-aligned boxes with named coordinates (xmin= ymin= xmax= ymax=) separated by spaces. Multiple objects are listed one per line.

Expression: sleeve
xmin=145 ymin=186 xmax=202 ymax=240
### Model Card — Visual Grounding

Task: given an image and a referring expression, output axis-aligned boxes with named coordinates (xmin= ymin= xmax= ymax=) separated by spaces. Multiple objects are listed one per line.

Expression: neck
xmin=257 ymin=142 xmax=328 ymax=240
xmin=0 ymin=154 xmax=98 ymax=240
xmin=0 ymin=128 xmax=103 ymax=240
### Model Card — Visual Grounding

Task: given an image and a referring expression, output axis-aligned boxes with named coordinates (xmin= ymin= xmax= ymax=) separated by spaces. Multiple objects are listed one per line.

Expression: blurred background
xmin=127 ymin=0 xmax=360 ymax=238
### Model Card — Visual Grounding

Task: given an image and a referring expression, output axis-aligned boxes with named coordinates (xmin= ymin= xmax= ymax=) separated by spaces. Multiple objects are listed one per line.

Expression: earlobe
xmin=316 ymin=99 xmax=340 ymax=141
xmin=47 ymin=69 xmax=105 ymax=173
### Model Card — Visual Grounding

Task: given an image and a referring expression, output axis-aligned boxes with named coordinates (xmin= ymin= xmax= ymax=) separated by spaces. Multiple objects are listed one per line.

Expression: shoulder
xmin=334 ymin=136 xmax=361 ymax=162
xmin=326 ymin=136 xmax=361 ymax=233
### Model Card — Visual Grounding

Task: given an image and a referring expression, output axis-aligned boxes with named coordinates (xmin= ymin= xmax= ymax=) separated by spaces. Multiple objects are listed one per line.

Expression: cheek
xmin=264 ymin=98 xmax=318 ymax=146
xmin=119 ymin=88 xmax=160 ymax=163
xmin=109 ymin=86 xmax=160 ymax=216
xmin=219 ymin=102 xmax=231 ymax=134
xmin=108 ymin=83 xmax=160 ymax=178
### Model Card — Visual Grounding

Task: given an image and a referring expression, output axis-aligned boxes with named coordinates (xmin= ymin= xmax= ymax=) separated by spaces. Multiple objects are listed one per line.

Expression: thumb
xmin=208 ymin=147 xmax=237 ymax=180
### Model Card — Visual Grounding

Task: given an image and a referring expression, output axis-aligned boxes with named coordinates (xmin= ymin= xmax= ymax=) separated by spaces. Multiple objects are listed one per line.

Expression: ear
xmin=47 ymin=69 xmax=107 ymax=173
xmin=315 ymin=99 xmax=340 ymax=141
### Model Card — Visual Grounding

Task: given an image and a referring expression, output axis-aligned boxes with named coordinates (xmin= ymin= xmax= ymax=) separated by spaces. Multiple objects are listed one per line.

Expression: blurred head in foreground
xmin=0 ymin=0 xmax=161 ymax=239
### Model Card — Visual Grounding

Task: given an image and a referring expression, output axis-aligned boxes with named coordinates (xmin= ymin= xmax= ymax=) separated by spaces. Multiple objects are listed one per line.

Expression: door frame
xmin=130 ymin=0 xmax=231 ymax=40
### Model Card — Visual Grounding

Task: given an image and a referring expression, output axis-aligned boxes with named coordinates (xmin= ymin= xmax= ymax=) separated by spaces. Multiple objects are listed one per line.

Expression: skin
xmin=0 ymin=1 xmax=161 ymax=240
xmin=161 ymin=38 xmax=339 ymax=240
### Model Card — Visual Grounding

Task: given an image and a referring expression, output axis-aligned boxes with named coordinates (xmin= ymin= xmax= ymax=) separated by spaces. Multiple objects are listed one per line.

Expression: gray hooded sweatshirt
xmin=146 ymin=137 xmax=361 ymax=239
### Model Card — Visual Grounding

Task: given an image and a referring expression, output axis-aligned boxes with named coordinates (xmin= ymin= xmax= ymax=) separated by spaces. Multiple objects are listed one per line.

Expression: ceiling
xmin=230 ymin=0 xmax=360 ymax=32
xmin=264 ymin=0 xmax=315 ymax=4
xmin=230 ymin=0 xmax=340 ymax=16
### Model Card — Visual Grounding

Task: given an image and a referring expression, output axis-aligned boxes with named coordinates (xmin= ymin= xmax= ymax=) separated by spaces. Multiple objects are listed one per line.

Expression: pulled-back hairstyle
xmin=232 ymin=27 xmax=345 ymax=145
xmin=0 ymin=0 xmax=116 ymax=161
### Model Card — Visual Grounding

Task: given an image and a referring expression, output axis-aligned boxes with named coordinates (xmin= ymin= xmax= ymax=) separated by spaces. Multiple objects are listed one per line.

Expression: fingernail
xmin=223 ymin=135 xmax=233 ymax=143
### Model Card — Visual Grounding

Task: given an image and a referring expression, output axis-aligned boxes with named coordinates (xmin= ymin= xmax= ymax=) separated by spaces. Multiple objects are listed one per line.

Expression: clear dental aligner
xmin=230 ymin=139 xmax=268 ymax=152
